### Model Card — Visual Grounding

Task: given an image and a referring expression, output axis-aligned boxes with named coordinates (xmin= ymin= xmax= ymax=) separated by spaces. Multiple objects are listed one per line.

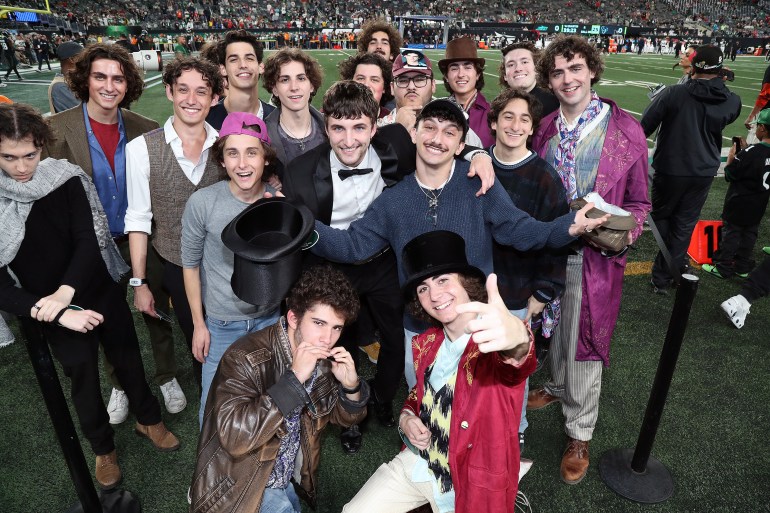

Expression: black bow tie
xmin=338 ymin=167 xmax=374 ymax=181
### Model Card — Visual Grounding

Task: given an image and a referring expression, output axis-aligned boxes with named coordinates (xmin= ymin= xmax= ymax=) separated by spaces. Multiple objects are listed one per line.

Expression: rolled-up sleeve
xmin=124 ymin=135 xmax=153 ymax=234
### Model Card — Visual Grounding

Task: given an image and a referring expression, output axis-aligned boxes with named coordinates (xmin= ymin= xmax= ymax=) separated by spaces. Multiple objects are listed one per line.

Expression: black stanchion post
xmin=19 ymin=319 xmax=141 ymax=513
xmin=599 ymin=273 xmax=699 ymax=503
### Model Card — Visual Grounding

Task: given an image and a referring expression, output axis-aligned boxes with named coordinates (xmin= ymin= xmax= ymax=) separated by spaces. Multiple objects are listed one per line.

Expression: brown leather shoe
xmin=527 ymin=388 xmax=560 ymax=410
xmin=95 ymin=450 xmax=122 ymax=490
xmin=135 ymin=421 xmax=180 ymax=452
xmin=560 ymin=438 xmax=590 ymax=484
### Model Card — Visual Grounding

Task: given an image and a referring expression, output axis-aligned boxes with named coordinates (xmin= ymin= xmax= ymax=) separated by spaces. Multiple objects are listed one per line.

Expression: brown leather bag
xmin=569 ymin=197 xmax=637 ymax=252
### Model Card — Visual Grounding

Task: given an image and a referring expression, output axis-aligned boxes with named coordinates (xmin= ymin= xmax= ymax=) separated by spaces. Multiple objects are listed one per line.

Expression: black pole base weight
xmin=599 ymin=448 xmax=674 ymax=504
xmin=64 ymin=489 xmax=142 ymax=513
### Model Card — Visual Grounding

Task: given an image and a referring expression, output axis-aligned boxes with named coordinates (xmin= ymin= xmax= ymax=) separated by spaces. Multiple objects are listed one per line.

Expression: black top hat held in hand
xmin=221 ymin=197 xmax=314 ymax=306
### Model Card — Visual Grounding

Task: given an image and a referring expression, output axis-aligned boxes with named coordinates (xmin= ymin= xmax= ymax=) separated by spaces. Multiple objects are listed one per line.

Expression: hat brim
xmin=438 ymin=57 xmax=486 ymax=74
xmin=402 ymin=263 xmax=486 ymax=301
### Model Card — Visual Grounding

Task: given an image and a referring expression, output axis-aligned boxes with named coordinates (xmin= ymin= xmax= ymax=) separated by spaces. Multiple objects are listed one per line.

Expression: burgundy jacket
xmin=402 ymin=326 xmax=536 ymax=513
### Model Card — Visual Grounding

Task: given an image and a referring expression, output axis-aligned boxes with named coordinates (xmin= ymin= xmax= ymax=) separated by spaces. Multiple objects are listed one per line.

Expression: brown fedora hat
xmin=438 ymin=37 xmax=485 ymax=74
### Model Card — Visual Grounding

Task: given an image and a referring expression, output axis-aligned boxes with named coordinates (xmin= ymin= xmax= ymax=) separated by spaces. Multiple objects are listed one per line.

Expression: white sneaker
xmin=721 ymin=294 xmax=751 ymax=329
xmin=107 ymin=388 xmax=129 ymax=424
xmin=159 ymin=378 xmax=187 ymax=414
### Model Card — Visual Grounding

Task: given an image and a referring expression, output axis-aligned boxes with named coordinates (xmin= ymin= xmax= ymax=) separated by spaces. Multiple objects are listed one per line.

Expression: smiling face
xmin=367 ymin=31 xmax=391 ymax=59
xmin=412 ymin=116 xmax=465 ymax=168
xmin=548 ymin=54 xmax=596 ymax=118
xmin=0 ymin=137 xmax=41 ymax=183
xmin=326 ymin=115 xmax=376 ymax=168
xmin=222 ymin=41 xmax=263 ymax=91
xmin=271 ymin=60 xmax=314 ymax=113
xmin=503 ymin=48 xmax=537 ymax=90
xmin=445 ymin=60 xmax=479 ymax=97
xmin=86 ymin=58 xmax=127 ymax=117
xmin=353 ymin=63 xmax=385 ymax=104
xmin=166 ymin=68 xmax=218 ymax=127
xmin=491 ymin=98 xmax=533 ymax=154
xmin=416 ymin=273 xmax=471 ymax=329
xmin=287 ymin=303 xmax=346 ymax=351
xmin=221 ymin=133 xmax=267 ymax=194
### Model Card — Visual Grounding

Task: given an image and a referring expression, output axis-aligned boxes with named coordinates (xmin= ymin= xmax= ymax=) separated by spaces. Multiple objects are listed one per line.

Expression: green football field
xmin=1 ymin=50 xmax=770 ymax=513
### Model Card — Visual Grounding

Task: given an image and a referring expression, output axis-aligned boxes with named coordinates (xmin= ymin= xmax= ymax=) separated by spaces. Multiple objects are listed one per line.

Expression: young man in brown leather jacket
xmin=190 ymin=266 xmax=370 ymax=513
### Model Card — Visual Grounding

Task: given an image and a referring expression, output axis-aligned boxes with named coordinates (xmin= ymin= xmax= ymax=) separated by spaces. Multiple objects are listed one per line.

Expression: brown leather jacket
xmin=190 ymin=319 xmax=369 ymax=513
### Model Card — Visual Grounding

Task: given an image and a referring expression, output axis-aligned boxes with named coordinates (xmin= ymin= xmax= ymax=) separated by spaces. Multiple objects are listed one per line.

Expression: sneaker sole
xmin=164 ymin=400 xmax=187 ymax=414
xmin=108 ymin=415 xmax=128 ymax=425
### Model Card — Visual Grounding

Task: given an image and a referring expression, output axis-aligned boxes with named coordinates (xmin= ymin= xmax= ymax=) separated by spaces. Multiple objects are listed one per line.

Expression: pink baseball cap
xmin=219 ymin=111 xmax=271 ymax=145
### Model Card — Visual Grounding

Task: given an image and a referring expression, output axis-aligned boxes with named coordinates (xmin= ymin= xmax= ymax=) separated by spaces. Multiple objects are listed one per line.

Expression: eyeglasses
xmin=394 ymin=75 xmax=431 ymax=88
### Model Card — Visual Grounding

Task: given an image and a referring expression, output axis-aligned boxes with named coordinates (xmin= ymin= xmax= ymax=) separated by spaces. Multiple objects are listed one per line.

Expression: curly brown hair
xmin=322 ymin=81 xmax=379 ymax=126
xmin=162 ymin=56 xmax=225 ymax=97
xmin=499 ymin=41 xmax=541 ymax=89
xmin=286 ymin=265 xmax=360 ymax=324
xmin=0 ymin=103 xmax=53 ymax=148
xmin=536 ymin=35 xmax=604 ymax=89
xmin=487 ymin=88 xmax=542 ymax=141
xmin=199 ymin=40 xmax=222 ymax=67
xmin=67 ymin=43 xmax=144 ymax=108
xmin=337 ymin=52 xmax=394 ymax=106
xmin=262 ymin=48 xmax=323 ymax=107
xmin=211 ymin=134 xmax=277 ymax=181
xmin=407 ymin=273 xmax=487 ymax=326
xmin=357 ymin=19 xmax=403 ymax=61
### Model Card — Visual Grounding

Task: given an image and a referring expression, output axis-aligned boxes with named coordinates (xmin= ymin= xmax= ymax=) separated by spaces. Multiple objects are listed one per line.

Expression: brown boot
xmin=95 ymin=450 xmax=122 ymax=490
xmin=560 ymin=438 xmax=589 ymax=485
xmin=527 ymin=388 xmax=560 ymax=410
xmin=135 ymin=421 xmax=180 ymax=452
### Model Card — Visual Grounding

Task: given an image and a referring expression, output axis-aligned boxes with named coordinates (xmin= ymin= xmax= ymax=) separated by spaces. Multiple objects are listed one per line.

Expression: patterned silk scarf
xmin=553 ymin=92 xmax=603 ymax=200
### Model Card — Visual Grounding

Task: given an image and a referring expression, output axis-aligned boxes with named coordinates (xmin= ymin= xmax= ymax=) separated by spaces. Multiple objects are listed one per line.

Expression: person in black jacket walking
xmin=641 ymin=45 xmax=742 ymax=294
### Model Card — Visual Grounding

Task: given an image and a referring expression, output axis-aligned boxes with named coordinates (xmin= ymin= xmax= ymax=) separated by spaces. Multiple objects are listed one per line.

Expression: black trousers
xmin=713 ymin=221 xmax=759 ymax=276
xmin=36 ymin=51 xmax=51 ymax=70
xmin=158 ymin=258 xmax=202 ymax=389
xmin=651 ymin=174 xmax=713 ymax=287
xmin=334 ymin=251 xmax=405 ymax=404
xmin=22 ymin=283 xmax=161 ymax=456
xmin=741 ymin=256 xmax=770 ymax=302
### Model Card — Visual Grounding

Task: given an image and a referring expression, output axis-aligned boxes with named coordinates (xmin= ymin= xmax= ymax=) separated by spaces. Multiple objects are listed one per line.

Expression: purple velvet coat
xmin=532 ymin=98 xmax=651 ymax=366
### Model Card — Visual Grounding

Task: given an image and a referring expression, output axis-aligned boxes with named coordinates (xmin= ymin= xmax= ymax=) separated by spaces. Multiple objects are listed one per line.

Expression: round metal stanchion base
xmin=599 ymin=448 xmax=674 ymax=504
xmin=64 ymin=489 xmax=141 ymax=513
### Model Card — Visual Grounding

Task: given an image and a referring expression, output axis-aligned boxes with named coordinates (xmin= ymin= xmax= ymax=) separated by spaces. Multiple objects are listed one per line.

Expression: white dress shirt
xmin=329 ymin=147 xmax=386 ymax=230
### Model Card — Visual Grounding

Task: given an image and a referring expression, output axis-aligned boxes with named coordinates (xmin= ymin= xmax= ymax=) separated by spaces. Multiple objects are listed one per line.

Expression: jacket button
xmin=460 ymin=421 xmax=469 ymax=429
xmin=467 ymin=443 xmax=473 ymax=449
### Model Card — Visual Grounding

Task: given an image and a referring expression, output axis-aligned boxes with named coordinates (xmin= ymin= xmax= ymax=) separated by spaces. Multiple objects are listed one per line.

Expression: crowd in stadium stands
xmin=4 ymin=0 xmax=770 ymax=36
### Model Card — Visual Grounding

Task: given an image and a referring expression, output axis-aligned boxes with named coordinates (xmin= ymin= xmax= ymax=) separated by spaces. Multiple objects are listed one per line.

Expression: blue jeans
xmin=199 ymin=311 xmax=279 ymax=426
xmin=259 ymin=484 xmax=301 ymax=513
xmin=509 ymin=308 xmax=530 ymax=435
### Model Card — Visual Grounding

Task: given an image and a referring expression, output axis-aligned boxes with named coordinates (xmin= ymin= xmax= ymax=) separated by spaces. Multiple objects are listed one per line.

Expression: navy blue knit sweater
xmin=311 ymin=160 xmax=577 ymax=286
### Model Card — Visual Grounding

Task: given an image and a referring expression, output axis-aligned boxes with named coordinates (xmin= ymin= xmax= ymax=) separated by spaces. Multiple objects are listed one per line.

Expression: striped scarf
xmin=553 ymin=92 xmax=603 ymax=200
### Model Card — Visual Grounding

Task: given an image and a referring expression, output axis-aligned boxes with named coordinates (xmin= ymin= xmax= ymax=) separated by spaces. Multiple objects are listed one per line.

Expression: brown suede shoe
xmin=135 ymin=421 xmax=180 ymax=452
xmin=527 ymin=388 xmax=560 ymax=410
xmin=560 ymin=438 xmax=590 ymax=485
xmin=95 ymin=450 xmax=122 ymax=490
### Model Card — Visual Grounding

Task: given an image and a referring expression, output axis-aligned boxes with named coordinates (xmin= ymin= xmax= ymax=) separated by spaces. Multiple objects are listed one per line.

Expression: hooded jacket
xmin=641 ymin=76 xmax=741 ymax=177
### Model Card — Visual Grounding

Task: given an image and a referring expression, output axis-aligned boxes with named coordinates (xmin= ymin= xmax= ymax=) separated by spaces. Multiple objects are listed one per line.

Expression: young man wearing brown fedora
xmin=439 ymin=36 xmax=494 ymax=147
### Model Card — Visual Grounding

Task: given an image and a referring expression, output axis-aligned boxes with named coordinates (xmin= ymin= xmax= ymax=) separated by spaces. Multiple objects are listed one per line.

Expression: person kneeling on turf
xmin=343 ymin=230 xmax=535 ymax=513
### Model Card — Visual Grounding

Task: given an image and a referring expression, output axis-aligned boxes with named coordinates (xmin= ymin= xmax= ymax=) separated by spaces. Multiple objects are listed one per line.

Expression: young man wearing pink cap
xmin=182 ymin=112 xmax=281 ymax=425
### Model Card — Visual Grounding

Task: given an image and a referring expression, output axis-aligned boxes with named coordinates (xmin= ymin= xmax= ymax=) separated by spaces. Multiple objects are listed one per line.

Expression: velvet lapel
xmin=313 ymin=144 xmax=334 ymax=225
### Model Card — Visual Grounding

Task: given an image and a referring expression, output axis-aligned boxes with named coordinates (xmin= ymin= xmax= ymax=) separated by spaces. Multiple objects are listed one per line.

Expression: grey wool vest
xmin=144 ymin=128 xmax=221 ymax=266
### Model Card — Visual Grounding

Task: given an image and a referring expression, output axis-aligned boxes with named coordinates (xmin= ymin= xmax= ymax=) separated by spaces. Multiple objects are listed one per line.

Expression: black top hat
xmin=221 ymin=197 xmax=314 ymax=306
xmin=401 ymin=230 xmax=486 ymax=300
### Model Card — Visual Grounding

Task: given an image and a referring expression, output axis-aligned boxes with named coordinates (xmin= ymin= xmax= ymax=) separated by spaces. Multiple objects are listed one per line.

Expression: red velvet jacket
xmin=402 ymin=326 xmax=536 ymax=513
